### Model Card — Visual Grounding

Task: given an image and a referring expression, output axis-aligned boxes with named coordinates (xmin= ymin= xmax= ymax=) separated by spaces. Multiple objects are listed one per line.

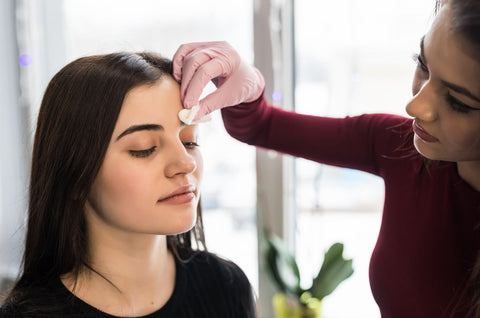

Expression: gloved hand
xmin=173 ymin=41 xmax=265 ymax=122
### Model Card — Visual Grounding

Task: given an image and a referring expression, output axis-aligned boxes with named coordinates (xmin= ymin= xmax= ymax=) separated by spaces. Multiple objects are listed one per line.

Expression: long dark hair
xmin=4 ymin=52 xmax=205 ymax=305
xmin=438 ymin=1 xmax=480 ymax=316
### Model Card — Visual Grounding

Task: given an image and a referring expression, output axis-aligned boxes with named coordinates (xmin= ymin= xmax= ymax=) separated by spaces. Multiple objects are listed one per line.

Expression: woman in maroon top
xmin=172 ymin=0 xmax=480 ymax=316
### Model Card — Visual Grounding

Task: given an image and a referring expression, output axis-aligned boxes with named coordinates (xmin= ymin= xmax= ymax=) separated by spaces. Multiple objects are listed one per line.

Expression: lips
xmin=412 ymin=120 xmax=439 ymax=143
xmin=157 ymin=185 xmax=196 ymax=204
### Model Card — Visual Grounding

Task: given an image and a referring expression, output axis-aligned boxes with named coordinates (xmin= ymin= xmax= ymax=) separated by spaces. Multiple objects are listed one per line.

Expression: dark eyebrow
xmin=440 ymin=80 xmax=480 ymax=103
xmin=116 ymin=124 xmax=164 ymax=141
xmin=420 ymin=36 xmax=480 ymax=103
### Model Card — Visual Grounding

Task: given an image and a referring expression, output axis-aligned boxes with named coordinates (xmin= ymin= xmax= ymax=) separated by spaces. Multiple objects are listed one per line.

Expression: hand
xmin=173 ymin=41 xmax=265 ymax=121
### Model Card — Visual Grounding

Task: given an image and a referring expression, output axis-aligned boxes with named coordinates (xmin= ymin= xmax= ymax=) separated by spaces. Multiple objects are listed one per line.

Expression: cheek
xmin=90 ymin=158 xmax=156 ymax=216
xmin=107 ymin=169 xmax=149 ymax=199
xmin=460 ymin=131 xmax=480 ymax=157
xmin=193 ymin=151 xmax=203 ymax=184
xmin=443 ymin=120 xmax=480 ymax=153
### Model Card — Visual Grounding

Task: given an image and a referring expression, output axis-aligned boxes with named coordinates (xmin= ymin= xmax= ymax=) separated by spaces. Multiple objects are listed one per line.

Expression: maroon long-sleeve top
xmin=222 ymin=96 xmax=480 ymax=317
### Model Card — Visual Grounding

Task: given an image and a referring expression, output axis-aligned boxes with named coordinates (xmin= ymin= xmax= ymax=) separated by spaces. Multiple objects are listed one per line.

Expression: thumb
xmin=193 ymin=95 xmax=220 ymax=121
xmin=196 ymin=84 xmax=240 ymax=115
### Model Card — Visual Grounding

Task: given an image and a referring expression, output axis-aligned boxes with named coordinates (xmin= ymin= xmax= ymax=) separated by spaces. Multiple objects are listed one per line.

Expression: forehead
xmin=117 ymin=77 xmax=183 ymax=127
xmin=425 ymin=4 xmax=480 ymax=96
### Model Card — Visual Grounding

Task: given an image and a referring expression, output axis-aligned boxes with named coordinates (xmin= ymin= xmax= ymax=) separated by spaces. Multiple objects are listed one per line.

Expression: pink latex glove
xmin=173 ymin=41 xmax=265 ymax=121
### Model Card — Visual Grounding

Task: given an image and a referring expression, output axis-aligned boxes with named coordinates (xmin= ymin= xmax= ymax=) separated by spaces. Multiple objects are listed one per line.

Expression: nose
xmin=165 ymin=141 xmax=197 ymax=178
xmin=405 ymin=81 xmax=438 ymax=122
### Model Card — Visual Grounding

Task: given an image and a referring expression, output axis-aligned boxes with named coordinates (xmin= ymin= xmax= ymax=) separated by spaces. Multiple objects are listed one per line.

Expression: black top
xmin=0 ymin=249 xmax=256 ymax=317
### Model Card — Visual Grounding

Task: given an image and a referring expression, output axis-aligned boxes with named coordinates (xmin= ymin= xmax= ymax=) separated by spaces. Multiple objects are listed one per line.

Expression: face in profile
xmin=85 ymin=76 xmax=203 ymax=236
xmin=406 ymin=2 xmax=480 ymax=163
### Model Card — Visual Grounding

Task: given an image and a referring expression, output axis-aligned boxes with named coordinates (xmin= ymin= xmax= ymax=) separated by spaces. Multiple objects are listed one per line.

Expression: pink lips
xmin=158 ymin=185 xmax=196 ymax=204
xmin=412 ymin=120 xmax=439 ymax=143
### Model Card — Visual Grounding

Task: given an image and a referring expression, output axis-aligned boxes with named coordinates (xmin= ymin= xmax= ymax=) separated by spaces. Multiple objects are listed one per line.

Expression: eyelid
xmin=183 ymin=141 xmax=200 ymax=149
xmin=128 ymin=146 xmax=157 ymax=158
xmin=412 ymin=53 xmax=428 ymax=72
xmin=447 ymin=94 xmax=480 ymax=112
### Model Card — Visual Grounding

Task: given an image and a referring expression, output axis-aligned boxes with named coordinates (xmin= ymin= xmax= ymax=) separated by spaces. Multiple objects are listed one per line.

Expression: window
xmin=293 ymin=0 xmax=434 ymax=316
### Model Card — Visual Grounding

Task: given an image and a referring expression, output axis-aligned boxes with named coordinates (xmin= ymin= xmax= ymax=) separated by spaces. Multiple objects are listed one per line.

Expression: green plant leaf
xmin=262 ymin=235 xmax=302 ymax=296
xmin=309 ymin=242 xmax=354 ymax=300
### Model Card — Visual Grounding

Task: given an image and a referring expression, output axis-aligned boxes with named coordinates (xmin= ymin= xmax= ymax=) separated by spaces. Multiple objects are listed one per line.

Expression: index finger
xmin=173 ymin=42 xmax=219 ymax=82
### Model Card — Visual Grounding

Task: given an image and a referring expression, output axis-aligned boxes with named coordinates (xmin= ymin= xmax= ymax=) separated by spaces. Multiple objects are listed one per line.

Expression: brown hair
xmin=4 ymin=52 xmax=205 ymax=309
xmin=436 ymin=1 xmax=480 ymax=316
xmin=449 ymin=0 xmax=480 ymax=54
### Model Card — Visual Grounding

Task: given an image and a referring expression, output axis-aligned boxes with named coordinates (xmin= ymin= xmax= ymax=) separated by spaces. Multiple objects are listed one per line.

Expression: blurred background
xmin=0 ymin=0 xmax=434 ymax=317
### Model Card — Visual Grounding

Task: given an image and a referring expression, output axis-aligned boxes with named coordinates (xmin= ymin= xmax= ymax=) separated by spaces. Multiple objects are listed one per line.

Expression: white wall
xmin=0 ymin=0 xmax=28 ymax=280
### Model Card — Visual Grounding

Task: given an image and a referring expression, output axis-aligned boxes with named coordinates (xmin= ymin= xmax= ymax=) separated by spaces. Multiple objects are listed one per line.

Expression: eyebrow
xmin=116 ymin=124 xmax=164 ymax=141
xmin=440 ymin=80 xmax=480 ymax=103
xmin=420 ymin=36 xmax=480 ymax=103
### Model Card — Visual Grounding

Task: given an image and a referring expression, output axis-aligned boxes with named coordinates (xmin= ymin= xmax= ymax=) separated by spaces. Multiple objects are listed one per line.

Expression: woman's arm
xmin=222 ymin=96 xmax=412 ymax=176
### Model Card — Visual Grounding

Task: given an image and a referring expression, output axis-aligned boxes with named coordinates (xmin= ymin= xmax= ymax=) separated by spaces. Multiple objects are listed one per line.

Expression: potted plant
xmin=263 ymin=234 xmax=354 ymax=318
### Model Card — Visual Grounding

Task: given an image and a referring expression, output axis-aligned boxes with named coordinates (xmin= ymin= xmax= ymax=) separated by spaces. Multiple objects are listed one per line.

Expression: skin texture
xmin=405 ymin=1 xmax=480 ymax=191
xmin=62 ymin=76 xmax=203 ymax=317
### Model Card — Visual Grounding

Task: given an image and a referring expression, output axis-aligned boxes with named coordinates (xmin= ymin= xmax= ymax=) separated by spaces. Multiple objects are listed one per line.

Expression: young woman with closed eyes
xmin=172 ymin=0 xmax=480 ymax=316
xmin=0 ymin=52 xmax=256 ymax=318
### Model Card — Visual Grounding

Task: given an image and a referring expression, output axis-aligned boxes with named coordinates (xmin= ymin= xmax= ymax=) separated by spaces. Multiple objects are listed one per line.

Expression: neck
xmin=61 ymin=208 xmax=176 ymax=317
xmin=88 ymin=229 xmax=172 ymax=292
xmin=457 ymin=161 xmax=480 ymax=192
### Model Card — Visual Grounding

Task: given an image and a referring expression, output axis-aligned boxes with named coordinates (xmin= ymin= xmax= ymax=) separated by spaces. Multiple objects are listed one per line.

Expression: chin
xmin=413 ymin=138 xmax=440 ymax=161
xmin=166 ymin=213 xmax=198 ymax=235
xmin=414 ymin=143 xmax=457 ymax=162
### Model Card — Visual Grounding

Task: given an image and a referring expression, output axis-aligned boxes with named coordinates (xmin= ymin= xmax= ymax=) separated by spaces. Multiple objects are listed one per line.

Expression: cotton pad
xmin=178 ymin=104 xmax=212 ymax=125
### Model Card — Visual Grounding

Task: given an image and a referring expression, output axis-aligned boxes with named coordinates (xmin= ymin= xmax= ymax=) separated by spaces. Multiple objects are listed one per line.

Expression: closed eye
xmin=412 ymin=53 xmax=428 ymax=73
xmin=183 ymin=141 xmax=199 ymax=150
xmin=129 ymin=146 xmax=156 ymax=158
xmin=445 ymin=94 xmax=480 ymax=114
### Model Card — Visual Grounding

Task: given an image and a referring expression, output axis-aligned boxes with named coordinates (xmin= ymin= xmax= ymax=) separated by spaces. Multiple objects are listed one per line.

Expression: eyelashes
xmin=129 ymin=147 xmax=157 ymax=158
xmin=183 ymin=142 xmax=200 ymax=150
xmin=445 ymin=93 xmax=478 ymax=114
xmin=412 ymin=53 xmax=428 ymax=73
xmin=128 ymin=142 xmax=200 ymax=158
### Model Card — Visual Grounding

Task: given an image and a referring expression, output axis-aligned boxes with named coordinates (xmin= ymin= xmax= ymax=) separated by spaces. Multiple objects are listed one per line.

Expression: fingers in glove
xmin=173 ymin=42 xmax=208 ymax=82
xmin=173 ymin=41 xmax=226 ymax=83
xmin=183 ymin=58 xmax=228 ymax=108
xmin=180 ymin=51 xmax=216 ymax=102
xmin=193 ymin=84 xmax=241 ymax=121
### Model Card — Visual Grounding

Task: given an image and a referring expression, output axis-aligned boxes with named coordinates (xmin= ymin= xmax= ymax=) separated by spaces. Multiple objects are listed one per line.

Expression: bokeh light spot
xmin=19 ymin=54 xmax=32 ymax=66
xmin=272 ymin=91 xmax=283 ymax=102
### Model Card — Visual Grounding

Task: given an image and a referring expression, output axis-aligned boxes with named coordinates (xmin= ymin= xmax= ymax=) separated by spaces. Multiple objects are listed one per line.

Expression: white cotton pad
xmin=178 ymin=104 xmax=212 ymax=125
xmin=178 ymin=105 xmax=199 ymax=125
